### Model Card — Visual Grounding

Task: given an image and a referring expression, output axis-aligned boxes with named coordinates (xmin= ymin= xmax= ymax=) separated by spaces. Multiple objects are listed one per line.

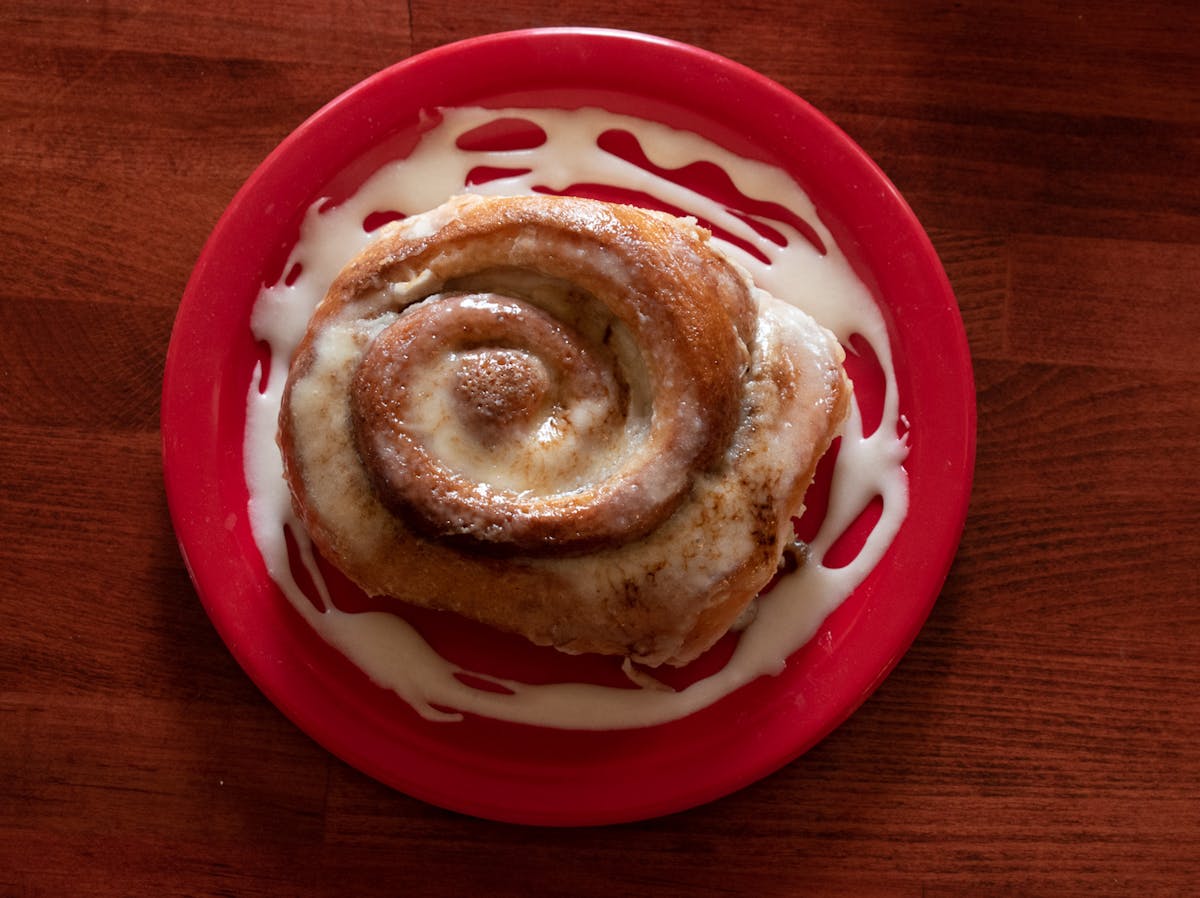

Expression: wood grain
xmin=2 ymin=1 xmax=1197 ymax=896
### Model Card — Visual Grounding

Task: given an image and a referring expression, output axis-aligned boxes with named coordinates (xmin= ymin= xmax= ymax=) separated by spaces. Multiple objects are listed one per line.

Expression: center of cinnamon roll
xmin=349 ymin=290 xmax=670 ymax=553
xmin=452 ymin=348 xmax=549 ymax=447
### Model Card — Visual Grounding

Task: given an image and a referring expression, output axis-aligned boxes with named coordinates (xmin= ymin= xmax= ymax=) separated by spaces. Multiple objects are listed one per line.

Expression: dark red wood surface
xmin=2 ymin=2 xmax=1197 ymax=895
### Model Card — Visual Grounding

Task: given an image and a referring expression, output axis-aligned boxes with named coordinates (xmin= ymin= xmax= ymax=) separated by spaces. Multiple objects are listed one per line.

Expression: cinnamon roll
xmin=279 ymin=194 xmax=850 ymax=667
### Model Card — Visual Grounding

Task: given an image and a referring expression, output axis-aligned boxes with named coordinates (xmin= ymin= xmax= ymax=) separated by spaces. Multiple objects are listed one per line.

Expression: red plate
xmin=162 ymin=28 xmax=974 ymax=825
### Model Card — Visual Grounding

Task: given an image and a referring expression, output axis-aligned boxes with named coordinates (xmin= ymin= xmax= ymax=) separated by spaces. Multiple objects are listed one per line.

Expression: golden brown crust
xmin=278 ymin=194 xmax=850 ymax=667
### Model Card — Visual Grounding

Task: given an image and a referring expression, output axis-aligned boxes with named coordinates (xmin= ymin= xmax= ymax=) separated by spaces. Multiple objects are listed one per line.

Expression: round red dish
xmin=162 ymin=28 xmax=974 ymax=826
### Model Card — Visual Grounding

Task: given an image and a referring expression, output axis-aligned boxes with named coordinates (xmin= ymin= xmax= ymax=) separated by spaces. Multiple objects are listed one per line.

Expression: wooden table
xmin=3 ymin=2 xmax=1197 ymax=895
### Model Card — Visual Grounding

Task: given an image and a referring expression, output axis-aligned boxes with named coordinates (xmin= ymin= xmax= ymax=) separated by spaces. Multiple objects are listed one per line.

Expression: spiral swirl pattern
xmin=289 ymin=194 xmax=754 ymax=554
xmin=279 ymin=194 xmax=850 ymax=666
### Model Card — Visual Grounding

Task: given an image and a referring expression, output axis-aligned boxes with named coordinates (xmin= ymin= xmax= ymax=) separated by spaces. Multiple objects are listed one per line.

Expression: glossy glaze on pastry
xmin=278 ymin=193 xmax=850 ymax=667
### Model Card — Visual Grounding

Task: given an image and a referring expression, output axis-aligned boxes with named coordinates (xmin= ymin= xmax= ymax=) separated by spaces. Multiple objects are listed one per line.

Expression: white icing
xmin=244 ymin=106 xmax=909 ymax=730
